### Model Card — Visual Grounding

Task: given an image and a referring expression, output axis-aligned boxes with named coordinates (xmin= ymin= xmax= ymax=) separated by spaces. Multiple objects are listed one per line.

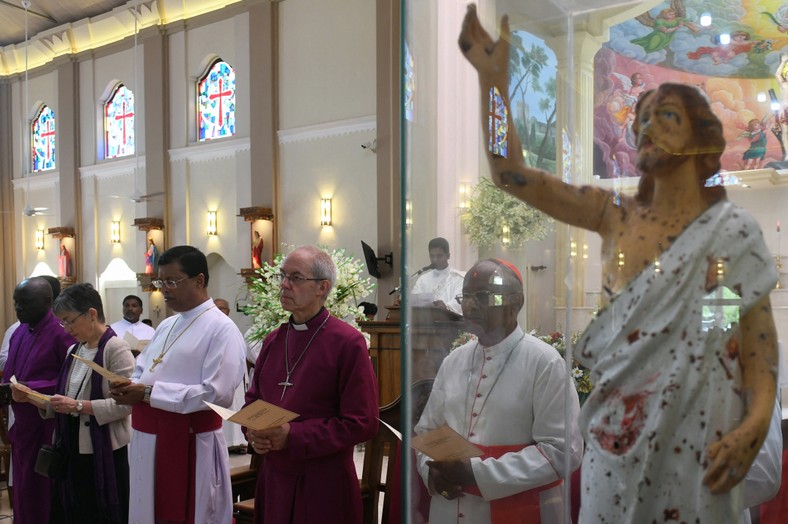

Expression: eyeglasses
xmin=59 ymin=311 xmax=87 ymax=329
xmin=455 ymin=290 xmax=521 ymax=307
xmin=152 ymin=276 xmax=191 ymax=290
xmin=276 ymin=272 xmax=325 ymax=285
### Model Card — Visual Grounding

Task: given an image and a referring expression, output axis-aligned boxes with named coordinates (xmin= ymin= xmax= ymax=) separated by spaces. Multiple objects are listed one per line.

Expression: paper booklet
xmin=203 ymin=399 xmax=299 ymax=431
xmin=70 ymin=354 xmax=129 ymax=384
xmin=411 ymin=424 xmax=484 ymax=461
xmin=123 ymin=331 xmax=151 ymax=353
xmin=9 ymin=375 xmax=51 ymax=408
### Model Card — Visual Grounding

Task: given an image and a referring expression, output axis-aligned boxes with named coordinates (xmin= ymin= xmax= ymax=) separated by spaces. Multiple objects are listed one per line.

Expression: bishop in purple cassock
xmin=7 ymin=277 xmax=74 ymax=524
xmin=244 ymin=246 xmax=378 ymax=524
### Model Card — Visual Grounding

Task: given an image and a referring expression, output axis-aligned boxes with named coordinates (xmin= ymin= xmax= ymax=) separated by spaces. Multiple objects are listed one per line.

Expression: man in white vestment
xmin=415 ymin=258 xmax=583 ymax=523
xmin=111 ymin=245 xmax=246 ymax=524
xmin=110 ymin=295 xmax=155 ymax=342
xmin=411 ymin=237 xmax=465 ymax=315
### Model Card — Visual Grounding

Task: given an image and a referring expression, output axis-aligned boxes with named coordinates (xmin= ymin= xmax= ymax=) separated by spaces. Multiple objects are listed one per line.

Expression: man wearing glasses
xmin=111 ymin=245 xmax=246 ymax=524
xmin=415 ymin=258 xmax=583 ymax=524
xmin=5 ymin=277 xmax=74 ymax=524
xmin=243 ymin=245 xmax=379 ymax=524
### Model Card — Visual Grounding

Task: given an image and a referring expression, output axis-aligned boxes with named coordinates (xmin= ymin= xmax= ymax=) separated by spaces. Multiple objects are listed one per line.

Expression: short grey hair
xmin=290 ymin=245 xmax=336 ymax=295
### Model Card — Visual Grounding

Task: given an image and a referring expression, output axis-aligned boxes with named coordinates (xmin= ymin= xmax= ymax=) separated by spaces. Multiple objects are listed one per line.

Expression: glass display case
xmin=397 ymin=0 xmax=788 ymax=522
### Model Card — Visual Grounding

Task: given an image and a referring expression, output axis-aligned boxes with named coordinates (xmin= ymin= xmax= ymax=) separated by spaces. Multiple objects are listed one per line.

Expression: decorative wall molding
xmin=169 ymin=136 xmax=250 ymax=163
xmin=278 ymin=115 xmax=376 ymax=145
xmin=11 ymin=171 xmax=60 ymax=191
xmin=1 ymin=0 xmax=243 ymax=77
xmin=79 ymin=157 xmax=146 ymax=180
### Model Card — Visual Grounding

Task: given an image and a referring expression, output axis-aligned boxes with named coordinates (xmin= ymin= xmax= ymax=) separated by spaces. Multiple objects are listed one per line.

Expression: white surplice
xmin=415 ymin=327 xmax=583 ymax=524
xmin=412 ymin=266 xmax=465 ymax=314
xmin=110 ymin=318 xmax=156 ymax=341
xmin=128 ymin=298 xmax=246 ymax=524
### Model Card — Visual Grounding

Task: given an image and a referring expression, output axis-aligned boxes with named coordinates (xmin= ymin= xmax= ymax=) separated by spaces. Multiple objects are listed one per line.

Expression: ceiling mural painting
xmin=608 ymin=0 xmax=788 ymax=79
xmin=594 ymin=0 xmax=788 ymax=179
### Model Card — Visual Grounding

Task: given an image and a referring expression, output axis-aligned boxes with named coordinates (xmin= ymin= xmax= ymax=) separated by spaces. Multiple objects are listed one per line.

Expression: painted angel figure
xmin=688 ymin=31 xmax=772 ymax=64
xmin=774 ymin=52 xmax=788 ymax=161
xmin=762 ymin=3 xmax=788 ymax=33
xmin=736 ymin=116 xmax=769 ymax=170
xmin=606 ymin=72 xmax=647 ymax=143
xmin=631 ymin=0 xmax=701 ymax=53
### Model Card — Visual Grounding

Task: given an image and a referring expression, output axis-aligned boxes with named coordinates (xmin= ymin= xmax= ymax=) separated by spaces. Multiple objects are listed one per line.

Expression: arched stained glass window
xmin=488 ymin=86 xmax=508 ymax=158
xmin=105 ymin=84 xmax=135 ymax=159
xmin=404 ymin=43 xmax=415 ymax=122
xmin=197 ymin=60 xmax=236 ymax=141
xmin=31 ymin=105 xmax=56 ymax=172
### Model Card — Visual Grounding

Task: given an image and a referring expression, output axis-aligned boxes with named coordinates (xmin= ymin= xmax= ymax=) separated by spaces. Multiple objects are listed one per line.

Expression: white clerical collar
xmin=179 ymin=298 xmax=216 ymax=320
xmin=290 ymin=309 xmax=329 ymax=331
xmin=479 ymin=326 xmax=524 ymax=358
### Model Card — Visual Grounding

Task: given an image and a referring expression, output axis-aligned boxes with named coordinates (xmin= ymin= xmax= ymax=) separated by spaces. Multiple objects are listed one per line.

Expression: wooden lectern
xmin=362 ymin=306 xmax=464 ymax=407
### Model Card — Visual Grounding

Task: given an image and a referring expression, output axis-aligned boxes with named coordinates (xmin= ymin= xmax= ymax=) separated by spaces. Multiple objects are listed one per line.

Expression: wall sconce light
xmin=320 ymin=198 xmax=332 ymax=226
xmin=35 ymin=229 xmax=45 ymax=250
xmin=570 ymin=240 xmax=578 ymax=258
xmin=502 ymin=224 xmax=511 ymax=246
xmin=207 ymin=211 xmax=218 ymax=236
xmin=111 ymin=221 xmax=121 ymax=244
xmin=405 ymin=200 xmax=413 ymax=228
xmin=583 ymin=243 xmax=589 ymax=260
xmin=458 ymin=183 xmax=470 ymax=209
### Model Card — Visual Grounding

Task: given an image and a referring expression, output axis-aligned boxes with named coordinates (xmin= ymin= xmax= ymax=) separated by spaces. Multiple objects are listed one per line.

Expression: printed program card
xmin=411 ymin=425 xmax=484 ymax=461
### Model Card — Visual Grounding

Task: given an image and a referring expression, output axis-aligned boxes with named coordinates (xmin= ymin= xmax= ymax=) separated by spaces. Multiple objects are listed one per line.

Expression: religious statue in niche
xmin=252 ymin=230 xmax=264 ymax=269
xmin=145 ymin=238 xmax=159 ymax=275
xmin=58 ymin=241 xmax=72 ymax=278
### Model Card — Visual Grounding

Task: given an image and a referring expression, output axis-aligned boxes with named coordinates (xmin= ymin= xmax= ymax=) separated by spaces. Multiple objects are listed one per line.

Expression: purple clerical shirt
xmin=6 ymin=310 xmax=74 ymax=524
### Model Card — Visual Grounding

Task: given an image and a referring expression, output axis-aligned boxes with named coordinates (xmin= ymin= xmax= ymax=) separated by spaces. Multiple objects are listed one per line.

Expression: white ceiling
xmin=0 ymin=0 xmax=129 ymax=48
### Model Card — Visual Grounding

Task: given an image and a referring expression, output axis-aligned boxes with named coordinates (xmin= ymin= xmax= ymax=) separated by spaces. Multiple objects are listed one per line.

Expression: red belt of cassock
xmin=132 ymin=403 xmax=222 ymax=524
xmin=461 ymin=444 xmax=562 ymax=524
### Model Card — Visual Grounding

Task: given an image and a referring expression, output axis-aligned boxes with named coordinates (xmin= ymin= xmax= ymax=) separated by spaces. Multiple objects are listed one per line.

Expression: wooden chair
xmin=233 ymin=402 xmax=402 ymax=524
xmin=360 ymin=399 xmax=400 ymax=524
xmin=230 ymin=444 xmax=262 ymax=503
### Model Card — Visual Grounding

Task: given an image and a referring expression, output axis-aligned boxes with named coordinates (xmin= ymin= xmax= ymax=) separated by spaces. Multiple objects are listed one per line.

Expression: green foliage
xmin=460 ymin=177 xmax=552 ymax=249
xmin=535 ymin=331 xmax=594 ymax=397
xmin=243 ymin=245 xmax=375 ymax=344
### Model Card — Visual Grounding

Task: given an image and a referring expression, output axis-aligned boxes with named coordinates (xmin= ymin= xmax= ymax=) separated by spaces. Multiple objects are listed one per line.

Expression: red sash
xmin=132 ymin=403 xmax=222 ymax=523
xmin=462 ymin=444 xmax=562 ymax=524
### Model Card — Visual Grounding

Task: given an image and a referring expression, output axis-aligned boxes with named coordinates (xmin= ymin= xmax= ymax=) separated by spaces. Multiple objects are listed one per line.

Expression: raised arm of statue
xmin=458 ymin=5 xmax=611 ymax=232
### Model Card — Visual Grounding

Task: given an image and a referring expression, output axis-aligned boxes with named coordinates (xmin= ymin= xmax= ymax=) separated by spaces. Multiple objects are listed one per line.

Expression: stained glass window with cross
xmin=488 ymin=86 xmax=508 ymax=158
xmin=31 ymin=105 xmax=56 ymax=172
xmin=105 ymin=84 xmax=135 ymax=159
xmin=197 ymin=60 xmax=236 ymax=141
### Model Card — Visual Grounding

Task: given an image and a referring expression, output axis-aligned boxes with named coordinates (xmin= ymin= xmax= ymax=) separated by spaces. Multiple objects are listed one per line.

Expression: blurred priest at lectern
xmin=411 ymin=237 xmax=465 ymax=315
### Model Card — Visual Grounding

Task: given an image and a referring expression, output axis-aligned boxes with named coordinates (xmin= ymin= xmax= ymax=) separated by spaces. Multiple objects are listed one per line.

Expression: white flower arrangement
xmin=244 ymin=245 xmax=375 ymax=344
xmin=460 ymin=177 xmax=552 ymax=249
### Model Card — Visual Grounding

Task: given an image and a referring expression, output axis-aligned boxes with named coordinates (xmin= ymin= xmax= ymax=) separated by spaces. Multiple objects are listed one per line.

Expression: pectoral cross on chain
xmin=149 ymin=356 xmax=163 ymax=372
xmin=278 ymin=374 xmax=294 ymax=400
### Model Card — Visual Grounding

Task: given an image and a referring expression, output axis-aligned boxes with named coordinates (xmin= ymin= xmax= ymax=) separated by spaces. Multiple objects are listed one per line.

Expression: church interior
xmin=2 ymin=0 xmax=788 ymax=520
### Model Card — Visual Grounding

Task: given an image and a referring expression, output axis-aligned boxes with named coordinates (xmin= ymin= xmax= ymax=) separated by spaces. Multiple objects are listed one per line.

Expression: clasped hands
xmin=109 ymin=380 xmax=145 ymax=405
xmin=427 ymin=459 xmax=476 ymax=500
xmin=247 ymin=423 xmax=291 ymax=455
